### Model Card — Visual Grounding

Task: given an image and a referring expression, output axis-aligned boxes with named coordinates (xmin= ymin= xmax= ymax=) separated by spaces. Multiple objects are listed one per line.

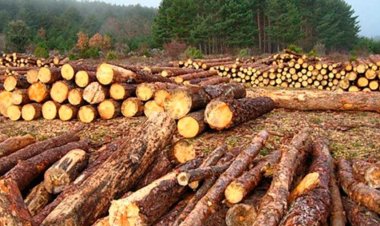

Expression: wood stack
xmin=0 ymin=53 xmax=68 ymax=68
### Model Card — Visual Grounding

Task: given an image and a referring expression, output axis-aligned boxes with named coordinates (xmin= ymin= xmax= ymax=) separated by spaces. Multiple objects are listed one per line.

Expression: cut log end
xmin=366 ymin=166 xmax=380 ymax=189
xmin=177 ymin=116 xmax=201 ymax=138
xmin=68 ymin=89 xmax=83 ymax=106
xmin=225 ymin=181 xmax=246 ymax=204
xmin=42 ymin=101 xmax=60 ymax=120
xmin=38 ymin=67 xmax=58 ymax=83
xmin=109 ymin=202 xmax=147 ymax=226
xmin=205 ymin=100 xmax=233 ymax=130
xmin=177 ymin=172 xmax=191 ymax=186
xmin=58 ymin=105 xmax=77 ymax=121
xmin=154 ymin=89 xmax=170 ymax=107
xmin=7 ymin=105 xmax=22 ymax=121
xmin=78 ymin=105 xmax=97 ymax=123
xmin=164 ymin=90 xmax=192 ymax=119
xmin=172 ymin=140 xmax=196 ymax=164
xmin=61 ymin=64 xmax=75 ymax=80
xmin=26 ymin=69 xmax=39 ymax=84
xmin=136 ymin=83 xmax=155 ymax=101
xmin=226 ymin=204 xmax=257 ymax=226
xmin=75 ymin=71 xmax=93 ymax=88
xmin=121 ymin=98 xmax=144 ymax=117
xmin=144 ymin=101 xmax=164 ymax=118
xmin=0 ymin=91 xmax=13 ymax=117
xmin=96 ymin=63 xmax=114 ymax=85
xmin=22 ymin=104 xmax=42 ymax=121
xmin=4 ymin=76 xmax=17 ymax=91
xmin=28 ymin=82 xmax=49 ymax=103
xmin=98 ymin=100 xmax=120 ymax=120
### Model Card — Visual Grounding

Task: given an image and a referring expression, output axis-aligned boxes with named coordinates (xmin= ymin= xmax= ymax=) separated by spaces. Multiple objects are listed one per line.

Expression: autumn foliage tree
xmin=76 ymin=32 xmax=89 ymax=51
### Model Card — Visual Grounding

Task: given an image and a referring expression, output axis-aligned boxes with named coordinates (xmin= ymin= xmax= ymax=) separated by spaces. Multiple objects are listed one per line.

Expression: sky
xmin=89 ymin=0 xmax=380 ymax=38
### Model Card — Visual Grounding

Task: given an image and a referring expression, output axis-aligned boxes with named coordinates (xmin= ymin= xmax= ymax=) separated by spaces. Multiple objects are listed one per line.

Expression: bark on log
xmin=205 ymin=97 xmax=275 ymax=130
xmin=280 ymin=138 xmax=332 ymax=226
xmin=41 ymin=113 xmax=176 ymax=226
xmin=83 ymin=82 xmax=109 ymax=104
xmin=337 ymin=158 xmax=380 ymax=214
xmin=25 ymin=182 xmax=53 ymax=216
xmin=4 ymin=140 xmax=89 ymax=191
xmin=204 ymin=83 xmax=246 ymax=99
xmin=42 ymin=100 xmax=61 ymax=120
xmin=179 ymin=131 xmax=269 ymax=226
xmin=174 ymin=70 xmax=218 ymax=83
xmin=121 ymin=97 xmax=144 ymax=117
xmin=0 ymin=134 xmax=35 ymax=158
xmin=44 ymin=149 xmax=89 ymax=194
xmin=197 ymin=77 xmax=230 ymax=86
xmin=352 ymin=159 xmax=380 ymax=189
xmin=249 ymin=88 xmax=380 ymax=113
xmin=109 ymin=83 xmax=136 ymax=100
xmin=97 ymin=99 xmax=121 ymax=120
xmin=21 ymin=103 xmax=42 ymax=121
xmin=4 ymin=75 xmax=29 ymax=91
xmin=329 ymin=161 xmax=346 ymax=226
xmin=342 ymin=196 xmax=380 ymax=226
xmin=0 ymin=130 xmax=81 ymax=175
xmin=0 ymin=134 xmax=8 ymax=143
xmin=252 ymin=129 xmax=312 ymax=226
xmin=0 ymin=178 xmax=33 ymax=225
xmin=154 ymin=195 xmax=194 ymax=226
xmin=58 ymin=104 xmax=78 ymax=121
xmin=27 ymin=82 xmax=49 ymax=103
xmin=177 ymin=110 xmax=206 ymax=138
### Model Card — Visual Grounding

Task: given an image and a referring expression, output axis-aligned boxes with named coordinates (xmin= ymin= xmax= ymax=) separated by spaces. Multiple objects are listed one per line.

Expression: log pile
xmin=0 ymin=53 xmax=68 ymax=68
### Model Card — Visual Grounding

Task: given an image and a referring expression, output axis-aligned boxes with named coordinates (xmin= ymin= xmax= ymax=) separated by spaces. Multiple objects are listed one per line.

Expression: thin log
xmin=329 ymin=161 xmax=346 ymax=226
xmin=0 ymin=134 xmax=36 ymax=158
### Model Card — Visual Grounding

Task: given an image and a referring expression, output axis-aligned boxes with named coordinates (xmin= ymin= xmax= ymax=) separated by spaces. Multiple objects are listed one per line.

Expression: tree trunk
xmin=25 ymin=182 xmax=53 ymax=216
xmin=155 ymin=195 xmax=194 ymax=226
xmin=0 ymin=178 xmax=33 ymax=225
xmin=174 ymin=70 xmax=218 ymax=84
xmin=41 ymin=113 xmax=176 ymax=226
xmin=205 ymin=97 xmax=275 ymax=130
xmin=27 ymin=82 xmax=49 ymax=103
xmin=109 ymin=83 xmax=136 ymax=100
xmin=97 ymin=99 xmax=121 ymax=120
xmin=352 ymin=160 xmax=380 ymax=189
xmin=204 ymin=83 xmax=246 ymax=99
xmin=83 ymin=82 xmax=109 ymax=104
xmin=0 ymin=134 xmax=36 ymax=158
xmin=197 ymin=77 xmax=231 ymax=87
xmin=121 ymin=97 xmax=144 ymax=117
xmin=0 ymin=130 xmax=81 ymax=175
xmin=252 ymin=129 xmax=312 ymax=226
xmin=136 ymin=82 xmax=178 ymax=101
xmin=21 ymin=103 xmax=42 ymax=121
xmin=179 ymin=131 xmax=269 ymax=226
xmin=26 ymin=69 xmax=39 ymax=84
xmin=342 ymin=196 xmax=380 ymax=226
xmin=4 ymin=75 xmax=29 ymax=91
xmin=177 ymin=163 xmax=231 ymax=187
xmin=42 ymin=100 xmax=61 ymax=120
xmin=0 ymin=90 xmax=13 ymax=116
xmin=177 ymin=110 xmax=206 ymax=138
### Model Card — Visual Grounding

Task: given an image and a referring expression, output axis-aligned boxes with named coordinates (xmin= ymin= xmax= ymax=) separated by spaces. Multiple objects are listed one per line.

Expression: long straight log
xmin=329 ymin=161 xmax=346 ymax=226
xmin=0 ymin=134 xmax=36 ymax=158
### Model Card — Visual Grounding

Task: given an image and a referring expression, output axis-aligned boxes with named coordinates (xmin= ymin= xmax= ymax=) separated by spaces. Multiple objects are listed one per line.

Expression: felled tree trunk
xmin=68 ymin=88 xmax=84 ymax=106
xmin=177 ymin=163 xmax=231 ymax=186
xmin=252 ymin=129 xmax=312 ymax=226
xmin=0 ymin=134 xmax=36 ymax=158
xmin=352 ymin=159 xmax=380 ymax=189
xmin=329 ymin=160 xmax=346 ymax=226
xmin=136 ymin=82 xmax=178 ymax=101
xmin=6 ymin=105 xmax=22 ymax=121
xmin=78 ymin=105 xmax=98 ymax=123
xmin=144 ymin=100 xmax=164 ymax=118
xmin=0 ymin=90 xmax=13 ymax=116
xmin=121 ymin=97 xmax=144 ymax=117
xmin=25 ymin=182 xmax=53 ymax=216
xmin=204 ymin=83 xmax=246 ymax=99
xmin=177 ymin=110 xmax=206 ymax=138
xmin=342 ymin=196 xmax=380 ymax=226
xmin=170 ymin=139 xmax=196 ymax=164
xmin=174 ymin=70 xmax=218 ymax=84
xmin=50 ymin=80 xmax=72 ymax=103
xmin=41 ymin=113 xmax=176 ymax=226
xmin=42 ymin=101 xmax=61 ymax=120
xmin=110 ymin=83 xmax=136 ymax=100
xmin=4 ymin=75 xmax=29 ymax=91
xmin=83 ymin=82 xmax=109 ymax=104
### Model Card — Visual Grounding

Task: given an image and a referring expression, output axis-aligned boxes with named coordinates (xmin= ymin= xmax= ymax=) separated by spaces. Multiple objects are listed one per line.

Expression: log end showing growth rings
xmin=96 ymin=63 xmax=114 ymax=85
xmin=177 ymin=116 xmax=200 ymax=138
xmin=204 ymin=100 xmax=233 ymax=130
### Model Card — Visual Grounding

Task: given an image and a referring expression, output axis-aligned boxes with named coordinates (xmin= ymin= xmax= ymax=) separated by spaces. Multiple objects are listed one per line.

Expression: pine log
xmin=83 ymin=82 xmax=109 ymax=104
xmin=337 ymin=159 xmax=380 ymax=214
xmin=25 ymin=182 xmax=53 ymax=216
xmin=6 ymin=105 xmax=22 ymax=121
xmin=0 ymin=178 xmax=33 ymax=225
xmin=42 ymin=100 xmax=61 ymax=120
xmin=177 ymin=110 xmax=206 ymax=138
xmin=61 ymin=64 xmax=97 ymax=81
xmin=154 ymin=195 xmax=194 ymax=226
xmin=78 ymin=105 xmax=98 ymax=123
xmin=4 ymin=75 xmax=29 ymax=91
xmin=12 ymin=89 xmax=30 ymax=105
xmin=205 ymin=97 xmax=275 ymax=130
xmin=38 ymin=67 xmax=61 ymax=84
xmin=352 ymin=160 xmax=380 ymax=189
xmin=170 ymin=139 xmax=196 ymax=164
xmin=177 ymin=163 xmax=231 ymax=187
xmin=68 ymin=88 xmax=84 ymax=106
xmin=154 ymin=89 xmax=171 ymax=107
xmin=26 ymin=69 xmax=39 ymax=84
xmin=252 ymin=129 xmax=312 ymax=226
xmin=58 ymin=104 xmax=78 ymax=121
xmin=198 ymin=77 xmax=230 ymax=86
xmin=144 ymin=100 xmax=164 ymax=118
xmin=0 ymin=134 xmax=35 ymax=158
xmin=97 ymin=99 xmax=121 ymax=120
xmin=161 ymin=68 xmax=199 ymax=77
xmin=225 ymin=204 xmax=257 ymax=226
xmin=41 ymin=113 xmax=176 ymax=226
xmin=4 ymin=140 xmax=89 ymax=191
xmin=50 ymin=80 xmax=72 ymax=103
xmin=75 ymin=70 xmax=96 ymax=88
xmin=249 ymin=88 xmax=380 ymax=113
xmin=121 ymin=97 xmax=144 ymax=117
xmin=280 ymin=138 xmax=332 ymax=226
xmin=28 ymin=82 xmax=49 ymax=103
xmin=342 ymin=196 xmax=380 ymax=226
xmin=136 ymin=82 xmax=178 ymax=101
xmin=329 ymin=161 xmax=346 ymax=226
xmin=179 ymin=131 xmax=269 ymax=226
xmin=224 ymin=150 xmax=281 ymax=204
xmin=44 ymin=149 xmax=89 ymax=194
xmin=204 ymin=83 xmax=246 ymax=99
xmin=174 ymin=70 xmax=218 ymax=84
xmin=0 ymin=130 xmax=81 ymax=175
xmin=21 ymin=103 xmax=42 ymax=121
xmin=109 ymin=83 xmax=136 ymax=100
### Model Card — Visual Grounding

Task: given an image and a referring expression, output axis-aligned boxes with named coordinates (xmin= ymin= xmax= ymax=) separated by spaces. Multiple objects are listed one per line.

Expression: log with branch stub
xmin=25 ymin=182 xmax=53 ymax=216
xmin=0 ymin=134 xmax=36 ymax=158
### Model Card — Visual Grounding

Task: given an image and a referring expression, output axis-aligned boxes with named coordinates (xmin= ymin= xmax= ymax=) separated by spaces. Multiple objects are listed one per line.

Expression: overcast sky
xmin=88 ymin=0 xmax=380 ymax=38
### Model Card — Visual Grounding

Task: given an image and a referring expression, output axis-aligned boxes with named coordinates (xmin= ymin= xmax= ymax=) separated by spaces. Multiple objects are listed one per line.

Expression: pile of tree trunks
xmin=0 ymin=52 xmax=68 ymax=68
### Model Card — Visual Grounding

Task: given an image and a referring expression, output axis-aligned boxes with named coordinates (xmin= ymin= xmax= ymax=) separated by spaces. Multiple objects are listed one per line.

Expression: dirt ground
xmin=1 ymin=88 xmax=379 ymax=161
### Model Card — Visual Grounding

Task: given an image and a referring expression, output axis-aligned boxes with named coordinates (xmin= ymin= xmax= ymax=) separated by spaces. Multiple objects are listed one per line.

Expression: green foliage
xmin=80 ymin=47 xmax=100 ymax=59
xmin=287 ymin=44 xmax=303 ymax=54
xmin=34 ymin=45 xmax=49 ymax=58
xmin=238 ymin=48 xmax=250 ymax=58
xmin=106 ymin=51 xmax=118 ymax=60
xmin=5 ymin=20 xmax=30 ymax=52
xmin=185 ymin=47 xmax=203 ymax=59
xmin=354 ymin=37 xmax=380 ymax=54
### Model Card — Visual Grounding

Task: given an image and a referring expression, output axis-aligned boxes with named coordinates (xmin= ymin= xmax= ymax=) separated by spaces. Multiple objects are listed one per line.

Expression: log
xmin=78 ymin=105 xmax=98 ymax=123
xmin=28 ymin=82 xmax=49 ymax=103
xmin=42 ymin=100 xmax=61 ymax=120
xmin=161 ymin=68 xmax=199 ymax=77
xmin=38 ymin=67 xmax=61 ymax=84
xmin=12 ymin=89 xmax=30 ymax=105
xmin=154 ymin=89 xmax=171 ymax=107
xmin=41 ymin=112 xmax=176 ymax=226
xmin=154 ymin=195 xmax=194 ymax=226
xmin=61 ymin=63 xmax=97 ymax=81
xmin=93 ymin=217 xmax=110 ymax=226
xmin=179 ymin=131 xmax=269 ymax=226
xmin=109 ymin=83 xmax=136 ymax=100
xmin=352 ymin=160 xmax=380 ymax=189
xmin=58 ymin=104 xmax=78 ymax=121
xmin=6 ymin=105 xmax=22 ymax=121
xmin=25 ymin=182 xmax=53 ymax=216
xmin=21 ymin=103 xmax=42 ymax=121
xmin=121 ymin=97 xmax=144 ymax=117
xmin=252 ymin=129 xmax=312 ymax=226
xmin=0 ymin=130 xmax=81 ymax=175
xmin=175 ymin=70 xmax=218 ymax=83
xmin=198 ymin=77 xmax=230 ymax=86
xmin=75 ymin=70 xmax=96 ymax=88
xmin=68 ymin=88 xmax=84 ymax=106
xmin=26 ymin=69 xmax=39 ymax=84
xmin=205 ymin=97 xmax=275 ymax=130
xmin=177 ymin=163 xmax=231 ymax=186
xmin=97 ymin=99 xmax=120 ymax=120
xmin=44 ymin=149 xmax=89 ymax=194
xmin=136 ymin=82 xmax=178 ymax=101
xmin=170 ymin=139 xmax=196 ymax=164
xmin=0 ymin=134 xmax=8 ymax=143
xmin=177 ymin=110 xmax=206 ymax=138
xmin=224 ymin=150 xmax=281 ymax=204
xmin=83 ymin=82 xmax=109 ymax=104
xmin=225 ymin=204 xmax=257 ymax=226
xmin=280 ymin=138 xmax=332 ymax=226
xmin=0 ymin=178 xmax=33 ymax=225
xmin=337 ymin=158 xmax=380 ymax=214
xmin=204 ymin=83 xmax=246 ymax=99
xmin=4 ymin=140 xmax=89 ymax=191
xmin=50 ymin=80 xmax=72 ymax=103
xmin=108 ymin=159 xmax=202 ymax=226
xmin=4 ymin=75 xmax=29 ymax=91
xmin=329 ymin=161 xmax=346 ymax=226
xmin=144 ymin=100 xmax=164 ymax=118
xmin=249 ymin=88 xmax=380 ymax=113
xmin=0 ymin=90 xmax=13 ymax=116
xmin=342 ymin=196 xmax=380 ymax=226
xmin=0 ymin=134 xmax=35 ymax=158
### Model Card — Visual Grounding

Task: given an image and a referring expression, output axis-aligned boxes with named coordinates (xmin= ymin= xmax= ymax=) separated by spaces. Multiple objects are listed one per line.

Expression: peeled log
xmin=342 ymin=197 xmax=380 ymax=226
xmin=28 ymin=82 xmax=49 ymax=103
xmin=280 ymin=138 xmax=332 ymax=226
xmin=249 ymin=88 xmax=380 ymax=113
xmin=44 ymin=149 xmax=89 ymax=194
xmin=4 ymin=140 xmax=89 ymax=191
xmin=41 ymin=113 xmax=176 ymax=226
xmin=0 ymin=131 xmax=80 ymax=175
xmin=83 ymin=82 xmax=109 ymax=104
xmin=0 ymin=178 xmax=33 ymax=225
xmin=0 ymin=134 xmax=35 ymax=158
xmin=205 ymin=97 xmax=275 ymax=131
xmin=121 ymin=97 xmax=144 ymax=117
xmin=180 ymin=131 xmax=269 ymax=226
xmin=25 ymin=182 xmax=53 ymax=216
xmin=177 ymin=110 xmax=206 ymax=138
xmin=252 ymin=129 xmax=312 ymax=226
xmin=42 ymin=100 xmax=61 ymax=120
xmin=337 ymin=159 xmax=380 ymax=214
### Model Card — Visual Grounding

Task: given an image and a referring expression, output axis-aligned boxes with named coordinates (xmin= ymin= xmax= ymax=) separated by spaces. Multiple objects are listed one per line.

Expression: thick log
xmin=144 ymin=100 xmax=164 ymax=118
xmin=280 ymin=138 xmax=332 ymax=226
xmin=252 ymin=129 xmax=312 ymax=226
xmin=21 ymin=103 xmax=42 ymax=121
xmin=26 ymin=69 xmax=39 ymax=84
xmin=337 ymin=159 xmax=380 ymax=214
xmin=249 ymin=88 xmax=380 ymax=113
xmin=68 ymin=88 xmax=84 ymax=106
xmin=44 ymin=149 xmax=89 ymax=194
xmin=58 ymin=104 xmax=78 ymax=121
xmin=205 ymin=97 xmax=275 ymax=130
xmin=109 ymin=83 xmax=136 ymax=100
xmin=224 ymin=150 xmax=281 ymax=204
xmin=12 ymin=89 xmax=30 ymax=105
xmin=61 ymin=63 xmax=97 ymax=81
xmin=42 ymin=100 xmax=61 ymax=120
xmin=177 ymin=110 xmax=206 ymax=138
xmin=75 ymin=70 xmax=96 ymax=88
xmin=329 ymin=160 xmax=346 ymax=226
xmin=78 ymin=105 xmax=98 ymax=123
xmin=41 ymin=113 xmax=176 ymax=226
xmin=225 ymin=204 xmax=257 ymax=226
xmin=25 ymin=182 xmax=53 ymax=216
xmin=352 ymin=159 xmax=380 ymax=189
xmin=50 ymin=80 xmax=72 ymax=103
xmin=342 ymin=197 xmax=380 ymax=226
xmin=170 ymin=139 xmax=196 ymax=164
xmin=38 ymin=67 xmax=61 ymax=84
xmin=0 ymin=134 xmax=35 ymax=158
xmin=121 ymin=97 xmax=144 ymax=117
xmin=0 ymin=90 xmax=13 ymax=116
xmin=4 ymin=140 xmax=89 ymax=191
xmin=0 ymin=130 xmax=81 ymax=175
xmin=179 ymin=131 xmax=269 ymax=226
xmin=0 ymin=178 xmax=33 ymax=225
xmin=83 ymin=82 xmax=109 ymax=104
xmin=4 ymin=75 xmax=29 ymax=91
xmin=97 ymin=99 xmax=120 ymax=120
xmin=28 ymin=82 xmax=49 ymax=103
xmin=204 ymin=83 xmax=246 ymax=99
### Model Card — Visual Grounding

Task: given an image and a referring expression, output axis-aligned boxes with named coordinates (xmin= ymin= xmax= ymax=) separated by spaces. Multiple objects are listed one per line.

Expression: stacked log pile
xmin=0 ymin=53 xmax=68 ymax=68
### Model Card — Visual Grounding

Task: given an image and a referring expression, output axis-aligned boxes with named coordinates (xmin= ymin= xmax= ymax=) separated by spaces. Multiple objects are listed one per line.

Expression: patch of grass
xmin=310 ymin=117 xmax=323 ymax=125
xmin=226 ymin=136 xmax=240 ymax=147
xmin=260 ymin=147 xmax=270 ymax=156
